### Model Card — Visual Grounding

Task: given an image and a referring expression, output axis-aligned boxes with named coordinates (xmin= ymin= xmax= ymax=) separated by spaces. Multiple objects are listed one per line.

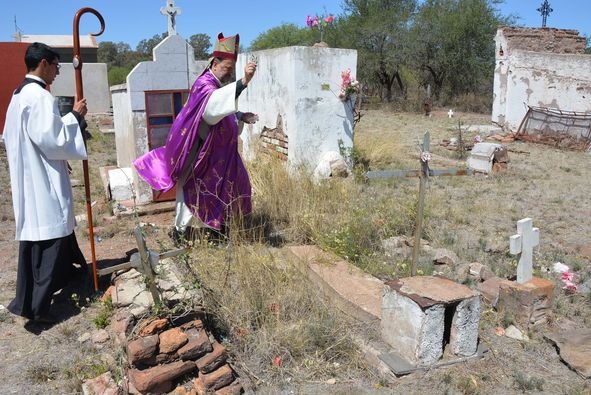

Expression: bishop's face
xmin=211 ymin=58 xmax=236 ymax=84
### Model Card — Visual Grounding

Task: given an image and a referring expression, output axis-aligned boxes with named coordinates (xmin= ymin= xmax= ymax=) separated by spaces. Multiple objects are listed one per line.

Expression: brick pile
xmin=122 ymin=317 xmax=243 ymax=394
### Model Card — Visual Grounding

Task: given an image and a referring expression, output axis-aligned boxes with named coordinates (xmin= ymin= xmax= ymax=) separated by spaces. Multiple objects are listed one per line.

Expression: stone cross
xmin=160 ymin=0 xmax=182 ymax=36
xmin=447 ymin=109 xmax=454 ymax=118
xmin=509 ymin=218 xmax=540 ymax=284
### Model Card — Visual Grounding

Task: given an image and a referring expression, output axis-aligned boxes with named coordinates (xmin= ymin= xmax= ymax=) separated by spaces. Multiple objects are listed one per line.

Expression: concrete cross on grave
xmin=509 ymin=218 xmax=540 ymax=284
xmin=161 ymin=0 xmax=182 ymax=36
xmin=447 ymin=109 xmax=454 ymax=118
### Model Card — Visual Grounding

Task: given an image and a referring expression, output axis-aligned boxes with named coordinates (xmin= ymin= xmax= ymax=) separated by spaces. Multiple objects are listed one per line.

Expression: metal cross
xmin=161 ymin=0 xmax=182 ymax=35
xmin=537 ymin=0 xmax=553 ymax=28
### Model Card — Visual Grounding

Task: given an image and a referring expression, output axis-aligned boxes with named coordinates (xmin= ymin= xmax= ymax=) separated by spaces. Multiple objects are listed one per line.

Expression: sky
xmin=0 ymin=1 xmax=589 ymax=50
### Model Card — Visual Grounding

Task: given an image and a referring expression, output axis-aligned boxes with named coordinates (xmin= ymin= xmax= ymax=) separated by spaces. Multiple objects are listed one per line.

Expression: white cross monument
xmin=509 ymin=218 xmax=540 ymax=284
xmin=161 ymin=0 xmax=182 ymax=36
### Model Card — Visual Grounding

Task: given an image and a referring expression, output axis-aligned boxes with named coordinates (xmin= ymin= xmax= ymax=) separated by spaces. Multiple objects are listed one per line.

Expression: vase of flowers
xmin=306 ymin=14 xmax=334 ymax=46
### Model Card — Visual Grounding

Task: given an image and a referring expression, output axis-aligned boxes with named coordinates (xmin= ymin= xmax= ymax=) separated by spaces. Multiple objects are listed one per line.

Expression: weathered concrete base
xmin=382 ymin=277 xmax=481 ymax=367
xmin=497 ymin=276 xmax=554 ymax=327
xmin=378 ymin=342 xmax=488 ymax=375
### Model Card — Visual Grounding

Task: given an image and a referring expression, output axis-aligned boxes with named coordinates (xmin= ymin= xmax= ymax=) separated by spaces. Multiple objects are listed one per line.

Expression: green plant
xmin=513 ymin=372 xmax=544 ymax=392
xmin=93 ymin=296 xmax=114 ymax=329
xmin=338 ymin=139 xmax=370 ymax=178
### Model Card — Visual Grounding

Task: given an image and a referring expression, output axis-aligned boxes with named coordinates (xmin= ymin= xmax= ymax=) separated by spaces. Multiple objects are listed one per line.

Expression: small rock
xmin=82 ymin=372 xmax=118 ymax=395
xmin=469 ymin=262 xmax=484 ymax=277
xmin=326 ymin=378 xmax=337 ymax=385
xmin=433 ymin=248 xmax=458 ymax=265
xmin=579 ymin=278 xmax=591 ymax=295
xmin=77 ymin=332 xmax=91 ymax=343
xmin=505 ymin=325 xmax=529 ymax=341
xmin=480 ymin=265 xmax=495 ymax=281
xmin=92 ymin=329 xmax=110 ymax=344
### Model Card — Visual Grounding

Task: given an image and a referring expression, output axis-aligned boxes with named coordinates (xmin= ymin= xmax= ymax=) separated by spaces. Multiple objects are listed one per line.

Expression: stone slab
xmin=378 ymin=342 xmax=488 ymax=375
xmin=545 ymin=328 xmax=591 ymax=378
xmin=289 ymin=245 xmax=383 ymax=321
xmin=385 ymin=276 xmax=479 ymax=308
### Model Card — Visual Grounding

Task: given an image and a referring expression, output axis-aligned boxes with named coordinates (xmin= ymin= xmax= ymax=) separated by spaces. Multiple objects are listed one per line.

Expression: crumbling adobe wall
xmin=493 ymin=27 xmax=591 ymax=131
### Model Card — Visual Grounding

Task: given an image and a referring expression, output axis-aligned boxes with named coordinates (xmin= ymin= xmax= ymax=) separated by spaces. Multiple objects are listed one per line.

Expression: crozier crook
xmin=73 ymin=8 xmax=105 ymax=292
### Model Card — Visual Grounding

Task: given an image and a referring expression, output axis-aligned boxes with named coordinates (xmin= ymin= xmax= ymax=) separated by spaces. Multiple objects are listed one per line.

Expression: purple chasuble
xmin=133 ymin=71 xmax=251 ymax=230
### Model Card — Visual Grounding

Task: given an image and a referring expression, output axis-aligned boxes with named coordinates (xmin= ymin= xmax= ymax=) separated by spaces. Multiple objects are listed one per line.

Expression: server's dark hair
xmin=24 ymin=42 xmax=60 ymax=71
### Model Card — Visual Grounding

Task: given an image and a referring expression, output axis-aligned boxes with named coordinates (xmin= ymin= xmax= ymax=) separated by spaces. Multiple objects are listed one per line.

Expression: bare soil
xmin=0 ymin=110 xmax=590 ymax=394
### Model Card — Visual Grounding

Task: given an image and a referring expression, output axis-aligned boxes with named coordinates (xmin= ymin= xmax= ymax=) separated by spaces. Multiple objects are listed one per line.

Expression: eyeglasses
xmin=47 ymin=60 xmax=60 ymax=69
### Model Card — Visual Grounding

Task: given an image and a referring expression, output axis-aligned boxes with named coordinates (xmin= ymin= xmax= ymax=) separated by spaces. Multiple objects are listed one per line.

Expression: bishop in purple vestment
xmin=133 ymin=33 xmax=258 ymax=232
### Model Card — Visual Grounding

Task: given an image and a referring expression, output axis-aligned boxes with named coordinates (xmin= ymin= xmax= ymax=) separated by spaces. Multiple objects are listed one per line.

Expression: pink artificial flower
xmin=325 ymin=15 xmax=334 ymax=23
xmin=341 ymin=69 xmax=352 ymax=89
xmin=563 ymin=281 xmax=577 ymax=293
xmin=562 ymin=271 xmax=574 ymax=282
xmin=306 ymin=15 xmax=314 ymax=27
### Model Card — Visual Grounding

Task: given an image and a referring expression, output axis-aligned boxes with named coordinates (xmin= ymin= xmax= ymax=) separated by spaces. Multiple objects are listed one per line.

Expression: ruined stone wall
xmin=492 ymin=27 xmax=591 ymax=131
xmin=499 ymin=27 xmax=586 ymax=55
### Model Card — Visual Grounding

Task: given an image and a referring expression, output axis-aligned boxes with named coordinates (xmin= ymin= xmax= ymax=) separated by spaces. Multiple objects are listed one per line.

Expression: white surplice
xmin=2 ymin=74 xmax=87 ymax=241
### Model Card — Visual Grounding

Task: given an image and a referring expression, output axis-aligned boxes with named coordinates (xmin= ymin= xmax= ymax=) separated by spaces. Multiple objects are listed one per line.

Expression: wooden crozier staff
xmin=73 ymin=8 xmax=105 ymax=291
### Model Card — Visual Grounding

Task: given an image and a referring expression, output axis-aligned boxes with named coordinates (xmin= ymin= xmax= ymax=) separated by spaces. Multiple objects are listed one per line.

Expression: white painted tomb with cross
xmin=509 ymin=218 xmax=540 ymax=283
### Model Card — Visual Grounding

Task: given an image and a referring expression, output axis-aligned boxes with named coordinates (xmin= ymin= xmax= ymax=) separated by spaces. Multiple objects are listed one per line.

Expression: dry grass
xmin=184 ymin=109 xmax=591 ymax=393
xmin=184 ymin=244 xmax=371 ymax=390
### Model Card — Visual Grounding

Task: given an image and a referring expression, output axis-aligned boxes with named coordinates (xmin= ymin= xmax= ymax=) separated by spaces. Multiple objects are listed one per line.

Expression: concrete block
xmin=450 ymin=296 xmax=481 ymax=356
xmin=497 ymin=276 xmax=554 ymax=327
xmin=382 ymin=276 xmax=481 ymax=366
xmin=108 ymin=167 xmax=134 ymax=201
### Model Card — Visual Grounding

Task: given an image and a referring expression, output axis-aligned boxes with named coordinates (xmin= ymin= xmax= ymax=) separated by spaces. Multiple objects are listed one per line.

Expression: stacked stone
xmin=124 ymin=318 xmax=243 ymax=394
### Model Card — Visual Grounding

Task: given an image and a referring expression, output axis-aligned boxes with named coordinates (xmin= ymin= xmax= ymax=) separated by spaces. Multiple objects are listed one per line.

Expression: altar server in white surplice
xmin=3 ymin=42 xmax=89 ymax=324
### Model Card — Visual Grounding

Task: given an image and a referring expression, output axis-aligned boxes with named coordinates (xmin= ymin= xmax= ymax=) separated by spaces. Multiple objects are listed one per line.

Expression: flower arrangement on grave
xmin=338 ymin=68 xmax=360 ymax=102
xmin=337 ymin=68 xmax=363 ymax=128
xmin=306 ymin=14 xmax=334 ymax=43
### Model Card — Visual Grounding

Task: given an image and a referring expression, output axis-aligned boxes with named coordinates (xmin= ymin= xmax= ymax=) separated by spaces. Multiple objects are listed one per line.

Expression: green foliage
xmin=411 ymin=0 xmax=511 ymax=99
xmin=342 ymin=0 xmax=417 ymax=102
xmin=107 ymin=66 xmax=131 ymax=86
xmin=189 ymin=33 xmax=211 ymax=60
xmin=93 ymin=296 xmax=114 ymax=329
xmin=338 ymin=139 xmax=370 ymax=178
xmin=136 ymin=33 xmax=168 ymax=56
xmin=249 ymin=23 xmax=315 ymax=50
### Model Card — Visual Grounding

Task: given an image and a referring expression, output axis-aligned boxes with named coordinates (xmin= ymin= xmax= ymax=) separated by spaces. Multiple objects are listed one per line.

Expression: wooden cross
xmin=366 ymin=132 xmax=473 ymax=276
xmin=97 ymin=225 xmax=190 ymax=303
xmin=509 ymin=218 xmax=540 ymax=284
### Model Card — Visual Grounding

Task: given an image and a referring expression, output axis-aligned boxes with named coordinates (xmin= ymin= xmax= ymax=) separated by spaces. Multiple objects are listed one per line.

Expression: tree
xmin=410 ymin=0 xmax=509 ymax=100
xmin=342 ymin=0 xmax=417 ymax=102
xmin=189 ymin=33 xmax=211 ymax=60
xmin=250 ymin=23 xmax=314 ymax=51
xmin=136 ymin=33 xmax=168 ymax=59
xmin=98 ymin=41 xmax=119 ymax=66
